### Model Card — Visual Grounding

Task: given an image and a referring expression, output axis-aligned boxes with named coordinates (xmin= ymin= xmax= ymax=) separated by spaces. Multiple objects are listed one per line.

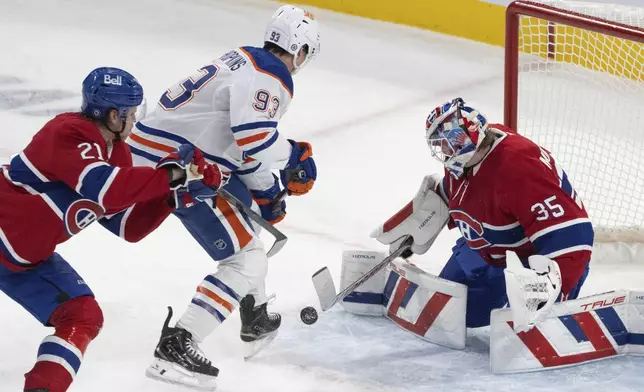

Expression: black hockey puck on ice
xmin=300 ymin=306 xmax=318 ymax=325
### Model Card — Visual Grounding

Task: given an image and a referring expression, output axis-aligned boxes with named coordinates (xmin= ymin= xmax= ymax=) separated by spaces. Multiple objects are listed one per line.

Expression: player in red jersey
xmin=0 ymin=67 xmax=225 ymax=392
xmin=372 ymin=98 xmax=593 ymax=331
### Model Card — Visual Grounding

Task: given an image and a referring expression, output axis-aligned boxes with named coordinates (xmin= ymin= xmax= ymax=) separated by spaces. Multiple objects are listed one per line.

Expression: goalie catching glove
xmin=370 ymin=174 xmax=449 ymax=258
xmin=156 ymin=144 xmax=228 ymax=208
xmin=504 ymin=251 xmax=562 ymax=333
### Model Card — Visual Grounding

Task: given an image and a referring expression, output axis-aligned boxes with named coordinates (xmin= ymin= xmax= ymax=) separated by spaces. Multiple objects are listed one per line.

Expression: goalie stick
xmin=217 ymin=188 xmax=287 ymax=258
xmin=312 ymin=235 xmax=413 ymax=311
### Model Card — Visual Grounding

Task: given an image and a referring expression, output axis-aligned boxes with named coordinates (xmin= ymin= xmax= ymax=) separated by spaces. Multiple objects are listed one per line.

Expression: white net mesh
xmin=515 ymin=1 xmax=644 ymax=242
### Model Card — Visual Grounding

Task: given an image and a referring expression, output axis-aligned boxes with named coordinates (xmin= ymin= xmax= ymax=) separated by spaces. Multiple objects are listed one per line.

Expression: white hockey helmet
xmin=264 ymin=5 xmax=321 ymax=73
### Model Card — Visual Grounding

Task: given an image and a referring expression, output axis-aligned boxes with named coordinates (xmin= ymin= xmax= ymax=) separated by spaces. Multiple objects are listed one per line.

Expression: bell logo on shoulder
xmin=104 ymin=74 xmax=122 ymax=86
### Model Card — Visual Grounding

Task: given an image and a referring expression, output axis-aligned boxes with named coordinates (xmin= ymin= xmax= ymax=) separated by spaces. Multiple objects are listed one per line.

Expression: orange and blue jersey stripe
xmin=129 ymin=122 xmax=239 ymax=171
xmin=230 ymin=120 xmax=281 ymax=157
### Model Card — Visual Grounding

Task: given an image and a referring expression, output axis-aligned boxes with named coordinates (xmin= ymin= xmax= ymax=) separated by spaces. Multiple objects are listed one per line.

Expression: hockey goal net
xmin=505 ymin=0 xmax=644 ymax=243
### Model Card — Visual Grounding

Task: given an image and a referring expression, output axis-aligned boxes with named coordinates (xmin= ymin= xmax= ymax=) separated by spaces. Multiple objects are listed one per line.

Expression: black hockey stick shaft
xmin=271 ymin=168 xmax=306 ymax=216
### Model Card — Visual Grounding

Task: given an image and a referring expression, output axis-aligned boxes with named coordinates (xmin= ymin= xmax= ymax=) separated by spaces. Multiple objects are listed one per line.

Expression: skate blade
xmin=146 ymin=358 xmax=217 ymax=391
xmin=243 ymin=330 xmax=278 ymax=361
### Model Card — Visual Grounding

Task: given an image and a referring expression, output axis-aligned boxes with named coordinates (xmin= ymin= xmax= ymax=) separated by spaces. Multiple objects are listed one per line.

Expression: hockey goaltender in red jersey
xmin=373 ymin=97 xmax=594 ymax=331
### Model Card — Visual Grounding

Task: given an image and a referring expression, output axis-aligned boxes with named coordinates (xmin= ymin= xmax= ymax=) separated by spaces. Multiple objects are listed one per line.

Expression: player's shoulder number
xmin=530 ymin=146 xmax=563 ymax=221
xmin=531 ymin=195 xmax=564 ymax=221
xmin=78 ymin=142 xmax=104 ymax=161
xmin=252 ymin=89 xmax=280 ymax=118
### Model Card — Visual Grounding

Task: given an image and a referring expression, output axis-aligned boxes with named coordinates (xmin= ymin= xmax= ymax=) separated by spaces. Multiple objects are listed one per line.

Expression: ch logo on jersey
xmin=64 ymin=199 xmax=105 ymax=236
xmin=450 ymin=210 xmax=490 ymax=249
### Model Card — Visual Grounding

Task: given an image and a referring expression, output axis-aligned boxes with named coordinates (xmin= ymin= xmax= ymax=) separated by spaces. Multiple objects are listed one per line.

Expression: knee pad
xmin=221 ymin=239 xmax=268 ymax=282
xmin=49 ymin=296 xmax=104 ymax=352
xmin=211 ymin=240 xmax=268 ymax=302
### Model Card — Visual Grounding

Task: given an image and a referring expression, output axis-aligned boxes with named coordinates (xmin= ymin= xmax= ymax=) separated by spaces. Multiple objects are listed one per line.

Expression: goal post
xmin=504 ymin=0 xmax=644 ymax=243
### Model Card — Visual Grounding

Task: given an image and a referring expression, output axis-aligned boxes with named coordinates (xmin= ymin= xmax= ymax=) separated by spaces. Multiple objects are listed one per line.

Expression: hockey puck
xmin=300 ymin=306 xmax=318 ymax=325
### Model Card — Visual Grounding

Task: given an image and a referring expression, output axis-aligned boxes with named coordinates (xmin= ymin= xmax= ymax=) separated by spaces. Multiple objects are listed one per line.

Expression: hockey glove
xmin=251 ymin=175 xmax=286 ymax=225
xmin=157 ymin=144 xmax=201 ymax=190
xmin=173 ymin=168 xmax=228 ymax=209
xmin=158 ymin=146 xmax=229 ymax=208
xmin=280 ymin=140 xmax=316 ymax=196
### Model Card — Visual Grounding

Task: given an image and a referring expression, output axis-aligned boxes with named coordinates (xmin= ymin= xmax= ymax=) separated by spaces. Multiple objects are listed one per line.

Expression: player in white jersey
xmin=127 ymin=5 xmax=320 ymax=389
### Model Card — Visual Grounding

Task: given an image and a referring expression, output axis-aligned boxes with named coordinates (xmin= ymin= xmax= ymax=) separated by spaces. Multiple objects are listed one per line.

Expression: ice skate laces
xmin=184 ymin=336 xmax=211 ymax=366
xmin=265 ymin=293 xmax=280 ymax=322
xmin=267 ymin=312 xmax=280 ymax=323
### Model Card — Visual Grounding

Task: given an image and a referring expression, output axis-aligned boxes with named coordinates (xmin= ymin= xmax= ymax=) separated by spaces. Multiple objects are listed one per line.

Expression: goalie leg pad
xmin=490 ymin=290 xmax=638 ymax=373
xmin=340 ymin=250 xmax=388 ymax=316
xmin=384 ymin=259 xmax=467 ymax=349
xmin=338 ymin=249 xmax=468 ymax=349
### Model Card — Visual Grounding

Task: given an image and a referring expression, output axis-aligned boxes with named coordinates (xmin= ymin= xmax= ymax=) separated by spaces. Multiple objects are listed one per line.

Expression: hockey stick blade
xmin=217 ymin=188 xmax=288 ymax=258
xmin=313 ymin=235 xmax=413 ymax=311
xmin=312 ymin=266 xmax=337 ymax=311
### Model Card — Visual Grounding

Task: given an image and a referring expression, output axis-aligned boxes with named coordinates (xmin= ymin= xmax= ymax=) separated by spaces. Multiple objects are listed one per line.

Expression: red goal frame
xmin=503 ymin=0 xmax=644 ymax=130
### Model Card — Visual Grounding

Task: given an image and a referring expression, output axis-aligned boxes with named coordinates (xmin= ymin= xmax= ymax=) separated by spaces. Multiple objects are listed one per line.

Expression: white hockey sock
xmin=177 ymin=239 xmax=269 ymax=342
xmin=177 ymin=273 xmax=245 ymax=342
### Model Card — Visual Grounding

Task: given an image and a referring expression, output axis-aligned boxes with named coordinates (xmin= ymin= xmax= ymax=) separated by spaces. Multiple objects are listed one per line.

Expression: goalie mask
xmin=425 ymin=98 xmax=489 ymax=179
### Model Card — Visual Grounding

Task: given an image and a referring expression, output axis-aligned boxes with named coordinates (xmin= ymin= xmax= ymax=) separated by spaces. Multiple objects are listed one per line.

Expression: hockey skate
xmin=239 ymin=294 xmax=281 ymax=360
xmin=146 ymin=307 xmax=219 ymax=391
